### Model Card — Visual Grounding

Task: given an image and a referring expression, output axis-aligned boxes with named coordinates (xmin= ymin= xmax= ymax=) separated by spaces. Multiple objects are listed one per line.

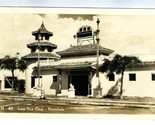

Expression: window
xmin=108 ymin=74 xmax=115 ymax=81
xmin=129 ymin=74 xmax=136 ymax=81
xmin=40 ymin=47 xmax=45 ymax=51
xmin=31 ymin=76 xmax=42 ymax=88
xmin=53 ymin=76 xmax=57 ymax=82
xmin=31 ymin=76 xmax=36 ymax=88
xmin=152 ymin=73 xmax=155 ymax=81
xmin=31 ymin=48 xmax=36 ymax=53
xmin=4 ymin=77 xmax=17 ymax=88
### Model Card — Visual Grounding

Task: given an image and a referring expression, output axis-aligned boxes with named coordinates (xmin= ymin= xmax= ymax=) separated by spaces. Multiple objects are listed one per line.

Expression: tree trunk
xmin=120 ymin=72 xmax=124 ymax=99
xmin=11 ymin=70 xmax=15 ymax=94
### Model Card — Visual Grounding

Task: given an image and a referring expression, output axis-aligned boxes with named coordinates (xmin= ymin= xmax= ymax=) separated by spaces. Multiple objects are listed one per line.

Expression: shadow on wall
xmin=50 ymin=82 xmax=59 ymax=94
xmin=104 ymin=78 xmax=121 ymax=98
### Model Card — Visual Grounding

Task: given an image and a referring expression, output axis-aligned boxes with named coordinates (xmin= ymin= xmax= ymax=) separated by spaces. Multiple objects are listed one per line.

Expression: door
xmin=71 ymin=75 xmax=89 ymax=96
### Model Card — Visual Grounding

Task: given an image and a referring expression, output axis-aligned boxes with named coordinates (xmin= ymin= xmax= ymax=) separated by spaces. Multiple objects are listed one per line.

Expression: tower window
xmin=40 ymin=47 xmax=45 ymax=51
xmin=31 ymin=48 xmax=36 ymax=52
xmin=48 ymin=47 xmax=52 ymax=52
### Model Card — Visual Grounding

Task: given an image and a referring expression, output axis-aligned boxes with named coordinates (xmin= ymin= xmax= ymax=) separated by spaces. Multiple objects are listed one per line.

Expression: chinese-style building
xmin=2 ymin=19 xmax=155 ymax=98
xmin=22 ymin=22 xmax=114 ymax=97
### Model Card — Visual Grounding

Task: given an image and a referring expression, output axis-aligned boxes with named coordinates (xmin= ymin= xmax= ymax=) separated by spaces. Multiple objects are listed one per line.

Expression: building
xmin=22 ymin=23 xmax=60 ymax=96
xmin=108 ymin=61 xmax=155 ymax=97
xmin=0 ymin=53 xmax=25 ymax=93
xmin=2 ymin=20 xmax=155 ymax=98
xmin=0 ymin=69 xmax=24 ymax=93
xmin=22 ymin=22 xmax=114 ymax=97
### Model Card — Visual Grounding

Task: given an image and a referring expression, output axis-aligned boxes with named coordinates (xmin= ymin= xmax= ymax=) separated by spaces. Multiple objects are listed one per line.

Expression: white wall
xmin=25 ymin=61 xmax=59 ymax=95
xmin=92 ymin=72 xmax=120 ymax=96
xmin=41 ymin=70 xmax=58 ymax=95
xmin=92 ymin=70 xmax=155 ymax=98
xmin=25 ymin=63 xmax=36 ymax=94
xmin=123 ymin=70 xmax=155 ymax=97
xmin=61 ymin=55 xmax=105 ymax=63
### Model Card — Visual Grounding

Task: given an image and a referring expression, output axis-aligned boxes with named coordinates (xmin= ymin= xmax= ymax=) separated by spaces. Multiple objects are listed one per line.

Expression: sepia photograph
xmin=0 ymin=7 xmax=155 ymax=119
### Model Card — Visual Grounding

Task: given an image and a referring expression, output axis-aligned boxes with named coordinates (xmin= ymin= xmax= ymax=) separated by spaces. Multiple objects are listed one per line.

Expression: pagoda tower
xmin=23 ymin=23 xmax=60 ymax=95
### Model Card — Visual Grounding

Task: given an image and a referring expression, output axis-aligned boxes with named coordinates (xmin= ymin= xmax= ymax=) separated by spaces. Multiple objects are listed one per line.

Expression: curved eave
xmin=56 ymin=44 xmax=114 ymax=57
xmin=22 ymin=53 xmax=60 ymax=60
xmin=32 ymin=31 xmax=53 ymax=36
xmin=57 ymin=49 xmax=114 ymax=57
xmin=27 ymin=42 xmax=57 ymax=49
xmin=33 ymin=61 xmax=95 ymax=70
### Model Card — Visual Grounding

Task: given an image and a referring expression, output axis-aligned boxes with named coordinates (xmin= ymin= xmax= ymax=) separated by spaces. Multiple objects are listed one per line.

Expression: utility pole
xmin=37 ymin=33 xmax=45 ymax=99
xmin=96 ymin=18 xmax=101 ymax=88
xmin=37 ymin=33 xmax=41 ymax=88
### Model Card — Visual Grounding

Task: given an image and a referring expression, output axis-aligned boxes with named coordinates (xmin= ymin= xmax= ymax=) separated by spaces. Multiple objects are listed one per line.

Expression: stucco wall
xmin=41 ymin=70 xmax=58 ymax=95
xmin=92 ymin=70 xmax=155 ymax=97
xmin=25 ymin=61 xmax=59 ymax=95
xmin=61 ymin=55 xmax=105 ymax=63
xmin=123 ymin=70 xmax=155 ymax=97
xmin=25 ymin=63 xmax=36 ymax=94
xmin=92 ymin=72 xmax=120 ymax=96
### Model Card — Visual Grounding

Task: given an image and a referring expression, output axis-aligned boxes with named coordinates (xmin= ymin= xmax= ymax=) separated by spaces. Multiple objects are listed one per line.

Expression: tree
xmin=100 ymin=54 xmax=141 ymax=98
xmin=0 ymin=55 xmax=27 ymax=94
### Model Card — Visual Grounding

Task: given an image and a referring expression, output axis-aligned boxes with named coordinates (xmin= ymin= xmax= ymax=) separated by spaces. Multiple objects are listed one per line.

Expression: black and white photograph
xmin=0 ymin=6 xmax=155 ymax=119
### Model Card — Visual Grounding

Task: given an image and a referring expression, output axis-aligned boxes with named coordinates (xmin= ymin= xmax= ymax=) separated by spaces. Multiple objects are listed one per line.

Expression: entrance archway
xmin=71 ymin=74 xmax=89 ymax=96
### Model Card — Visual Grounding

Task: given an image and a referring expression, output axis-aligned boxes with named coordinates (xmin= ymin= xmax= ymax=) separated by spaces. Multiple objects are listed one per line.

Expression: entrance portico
xmin=55 ymin=61 xmax=95 ymax=96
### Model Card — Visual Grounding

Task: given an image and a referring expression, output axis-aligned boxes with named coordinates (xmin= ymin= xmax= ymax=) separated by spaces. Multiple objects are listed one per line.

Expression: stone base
xmin=93 ymin=88 xmax=102 ymax=98
xmin=33 ymin=87 xmax=45 ymax=98
xmin=61 ymin=90 xmax=69 ymax=96
xmin=68 ymin=88 xmax=75 ymax=98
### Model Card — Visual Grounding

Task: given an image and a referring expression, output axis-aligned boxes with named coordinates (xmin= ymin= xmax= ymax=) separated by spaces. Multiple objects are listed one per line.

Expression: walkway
xmin=0 ymin=93 xmax=155 ymax=108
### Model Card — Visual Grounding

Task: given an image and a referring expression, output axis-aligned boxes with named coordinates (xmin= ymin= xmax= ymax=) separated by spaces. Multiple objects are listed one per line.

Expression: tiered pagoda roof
xmin=32 ymin=23 xmax=53 ymax=36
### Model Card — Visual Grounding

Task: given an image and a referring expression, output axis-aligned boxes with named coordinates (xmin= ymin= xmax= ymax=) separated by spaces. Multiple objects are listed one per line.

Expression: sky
xmin=1 ymin=9 xmax=155 ymax=60
xmin=1 ymin=0 xmax=155 ymax=8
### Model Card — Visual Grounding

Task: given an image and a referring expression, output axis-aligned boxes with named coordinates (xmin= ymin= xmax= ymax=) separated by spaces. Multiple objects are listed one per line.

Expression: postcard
xmin=0 ymin=7 xmax=155 ymax=122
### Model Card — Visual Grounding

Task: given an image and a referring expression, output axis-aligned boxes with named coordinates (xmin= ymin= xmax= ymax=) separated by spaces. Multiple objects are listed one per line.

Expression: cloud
xmin=58 ymin=14 xmax=97 ymax=21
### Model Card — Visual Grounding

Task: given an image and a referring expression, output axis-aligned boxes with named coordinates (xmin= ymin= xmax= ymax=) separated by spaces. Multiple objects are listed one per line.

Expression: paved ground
xmin=0 ymin=98 xmax=155 ymax=114
xmin=0 ymin=93 xmax=155 ymax=114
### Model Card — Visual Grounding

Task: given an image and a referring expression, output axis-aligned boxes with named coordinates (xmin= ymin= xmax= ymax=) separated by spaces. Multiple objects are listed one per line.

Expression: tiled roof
xmin=136 ymin=61 xmax=155 ymax=66
xmin=22 ymin=52 xmax=60 ymax=60
xmin=55 ymin=61 xmax=95 ymax=69
xmin=27 ymin=42 xmax=57 ymax=49
xmin=56 ymin=44 xmax=114 ymax=57
xmin=32 ymin=23 xmax=53 ymax=36
xmin=38 ymin=61 xmax=96 ymax=70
